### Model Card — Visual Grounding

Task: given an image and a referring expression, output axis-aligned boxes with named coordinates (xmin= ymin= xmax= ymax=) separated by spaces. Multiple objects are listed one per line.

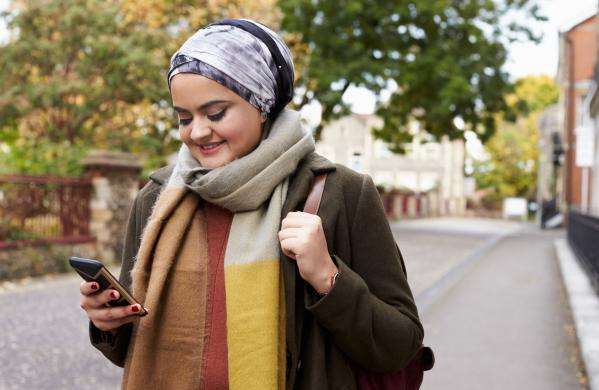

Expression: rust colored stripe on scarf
xmin=202 ymin=202 xmax=234 ymax=389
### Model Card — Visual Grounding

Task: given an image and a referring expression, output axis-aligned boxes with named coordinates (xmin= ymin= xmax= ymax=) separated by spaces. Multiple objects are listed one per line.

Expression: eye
xmin=178 ymin=117 xmax=192 ymax=126
xmin=207 ymin=108 xmax=227 ymax=122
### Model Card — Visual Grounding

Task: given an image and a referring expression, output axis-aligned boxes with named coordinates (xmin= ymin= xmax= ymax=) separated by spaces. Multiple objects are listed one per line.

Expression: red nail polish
xmin=91 ymin=283 xmax=98 ymax=290
xmin=131 ymin=305 xmax=140 ymax=313
xmin=110 ymin=291 xmax=117 ymax=299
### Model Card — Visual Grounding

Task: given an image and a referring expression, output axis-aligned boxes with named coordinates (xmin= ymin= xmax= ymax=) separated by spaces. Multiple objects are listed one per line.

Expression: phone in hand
xmin=69 ymin=256 xmax=148 ymax=316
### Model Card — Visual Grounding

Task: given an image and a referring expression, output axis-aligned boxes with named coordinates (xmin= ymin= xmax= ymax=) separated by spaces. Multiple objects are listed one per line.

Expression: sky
xmin=504 ymin=0 xmax=597 ymax=79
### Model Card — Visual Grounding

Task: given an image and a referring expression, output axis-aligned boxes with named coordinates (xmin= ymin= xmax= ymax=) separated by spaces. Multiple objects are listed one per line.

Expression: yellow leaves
xmin=73 ymin=94 xmax=86 ymax=106
xmin=120 ymin=0 xmax=180 ymax=28
xmin=206 ymin=0 xmax=282 ymax=27
xmin=27 ymin=66 xmax=42 ymax=84
xmin=118 ymin=0 xmax=283 ymax=31
xmin=283 ymin=32 xmax=310 ymax=80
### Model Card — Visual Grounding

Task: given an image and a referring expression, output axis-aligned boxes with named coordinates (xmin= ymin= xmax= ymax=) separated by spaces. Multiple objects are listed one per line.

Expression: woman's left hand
xmin=278 ymin=211 xmax=339 ymax=294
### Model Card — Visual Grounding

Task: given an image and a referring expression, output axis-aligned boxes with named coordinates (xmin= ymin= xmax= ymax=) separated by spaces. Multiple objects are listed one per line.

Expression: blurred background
xmin=1 ymin=0 xmax=598 ymax=389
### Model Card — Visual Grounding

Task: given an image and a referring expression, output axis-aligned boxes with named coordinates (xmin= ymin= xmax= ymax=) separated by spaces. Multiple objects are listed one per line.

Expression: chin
xmin=196 ymin=155 xmax=234 ymax=169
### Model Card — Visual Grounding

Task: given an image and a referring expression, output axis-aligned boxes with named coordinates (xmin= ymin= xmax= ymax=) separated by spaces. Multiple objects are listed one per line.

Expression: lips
xmin=200 ymin=141 xmax=225 ymax=150
xmin=198 ymin=141 xmax=226 ymax=154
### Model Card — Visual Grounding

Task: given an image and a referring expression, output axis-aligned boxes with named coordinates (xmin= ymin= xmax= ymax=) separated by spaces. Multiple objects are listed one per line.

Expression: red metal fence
xmin=0 ymin=174 xmax=94 ymax=249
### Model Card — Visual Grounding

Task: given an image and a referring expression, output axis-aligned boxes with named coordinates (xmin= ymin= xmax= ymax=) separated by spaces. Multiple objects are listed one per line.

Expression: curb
xmin=555 ymin=238 xmax=599 ymax=390
xmin=415 ymin=231 xmax=511 ymax=314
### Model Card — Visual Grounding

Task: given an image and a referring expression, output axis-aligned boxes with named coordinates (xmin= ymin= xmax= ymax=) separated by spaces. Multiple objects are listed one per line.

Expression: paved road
xmin=391 ymin=217 xmax=522 ymax=296
xmin=0 ymin=273 xmax=122 ymax=389
xmin=419 ymin=227 xmax=587 ymax=389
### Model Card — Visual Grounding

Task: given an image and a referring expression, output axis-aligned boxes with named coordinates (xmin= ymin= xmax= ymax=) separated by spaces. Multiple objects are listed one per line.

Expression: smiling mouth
xmin=199 ymin=141 xmax=226 ymax=151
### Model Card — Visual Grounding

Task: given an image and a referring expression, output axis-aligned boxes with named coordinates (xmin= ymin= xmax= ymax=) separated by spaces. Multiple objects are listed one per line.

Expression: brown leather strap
xmin=303 ymin=174 xmax=328 ymax=215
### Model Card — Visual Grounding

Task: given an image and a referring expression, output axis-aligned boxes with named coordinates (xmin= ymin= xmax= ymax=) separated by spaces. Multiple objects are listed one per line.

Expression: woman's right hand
xmin=79 ymin=281 xmax=141 ymax=332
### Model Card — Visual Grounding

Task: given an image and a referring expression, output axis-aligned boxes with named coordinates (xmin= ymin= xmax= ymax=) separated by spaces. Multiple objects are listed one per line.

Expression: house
xmin=315 ymin=114 xmax=466 ymax=216
xmin=557 ymin=14 xmax=598 ymax=216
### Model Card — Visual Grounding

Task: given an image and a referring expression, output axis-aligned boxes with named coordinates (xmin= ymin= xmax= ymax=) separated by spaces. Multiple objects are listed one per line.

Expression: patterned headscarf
xmin=167 ymin=19 xmax=294 ymax=116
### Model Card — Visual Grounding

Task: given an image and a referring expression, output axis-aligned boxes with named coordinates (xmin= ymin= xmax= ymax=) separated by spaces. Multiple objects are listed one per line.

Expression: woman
xmin=79 ymin=18 xmax=423 ymax=390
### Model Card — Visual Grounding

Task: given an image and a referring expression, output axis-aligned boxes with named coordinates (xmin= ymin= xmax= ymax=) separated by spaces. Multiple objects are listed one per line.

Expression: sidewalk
xmin=419 ymin=228 xmax=586 ymax=389
xmin=555 ymin=238 xmax=599 ymax=390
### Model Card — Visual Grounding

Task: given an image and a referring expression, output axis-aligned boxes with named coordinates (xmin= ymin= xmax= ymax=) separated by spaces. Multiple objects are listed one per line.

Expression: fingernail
xmin=110 ymin=291 xmax=118 ymax=299
xmin=91 ymin=283 xmax=98 ymax=290
xmin=131 ymin=305 xmax=139 ymax=313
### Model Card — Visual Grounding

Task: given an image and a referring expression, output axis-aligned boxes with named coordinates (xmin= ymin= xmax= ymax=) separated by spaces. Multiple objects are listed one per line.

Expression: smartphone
xmin=69 ymin=256 xmax=148 ymax=316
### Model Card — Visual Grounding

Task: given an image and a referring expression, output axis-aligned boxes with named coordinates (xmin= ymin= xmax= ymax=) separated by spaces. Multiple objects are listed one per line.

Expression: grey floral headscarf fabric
xmin=167 ymin=20 xmax=294 ymax=115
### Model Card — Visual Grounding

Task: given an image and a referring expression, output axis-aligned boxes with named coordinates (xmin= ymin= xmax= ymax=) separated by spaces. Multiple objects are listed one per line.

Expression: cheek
xmin=221 ymin=117 xmax=262 ymax=151
xmin=225 ymin=130 xmax=259 ymax=155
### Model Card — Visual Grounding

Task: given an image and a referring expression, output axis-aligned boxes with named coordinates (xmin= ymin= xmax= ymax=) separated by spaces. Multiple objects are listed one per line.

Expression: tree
xmin=0 ymin=0 xmax=282 ymax=176
xmin=279 ymin=0 xmax=546 ymax=149
xmin=473 ymin=75 xmax=559 ymax=207
xmin=0 ymin=0 xmax=170 ymax=175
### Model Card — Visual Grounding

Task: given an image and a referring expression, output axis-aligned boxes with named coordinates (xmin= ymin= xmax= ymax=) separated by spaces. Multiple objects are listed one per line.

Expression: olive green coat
xmin=89 ymin=152 xmax=423 ymax=390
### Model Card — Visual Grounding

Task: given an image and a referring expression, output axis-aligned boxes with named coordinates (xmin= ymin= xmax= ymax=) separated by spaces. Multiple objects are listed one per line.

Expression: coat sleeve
xmin=305 ymin=173 xmax=424 ymax=372
xmin=88 ymin=192 xmax=140 ymax=367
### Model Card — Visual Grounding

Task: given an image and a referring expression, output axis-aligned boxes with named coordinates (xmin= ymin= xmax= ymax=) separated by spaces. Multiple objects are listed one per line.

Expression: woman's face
xmin=170 ymin=73 xmax=267 ymax=169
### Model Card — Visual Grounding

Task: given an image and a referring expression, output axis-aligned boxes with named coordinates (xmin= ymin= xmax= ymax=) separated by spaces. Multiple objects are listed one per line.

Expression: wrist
xmin=314 ymin=261 xmax=339 ymax=295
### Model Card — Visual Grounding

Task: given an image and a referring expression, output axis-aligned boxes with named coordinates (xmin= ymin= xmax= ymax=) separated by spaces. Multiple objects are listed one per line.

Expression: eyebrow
xmin=173 ymin=100 xmax=229 ymax=113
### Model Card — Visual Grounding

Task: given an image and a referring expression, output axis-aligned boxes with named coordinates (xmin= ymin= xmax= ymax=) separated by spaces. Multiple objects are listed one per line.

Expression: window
xmin=348 ymin=150 xmax=364 ymax=172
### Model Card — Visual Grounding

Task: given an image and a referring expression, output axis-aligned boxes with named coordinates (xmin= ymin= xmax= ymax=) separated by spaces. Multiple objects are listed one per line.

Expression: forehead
xmin=170 ymin=73 xmax=239 ymax=106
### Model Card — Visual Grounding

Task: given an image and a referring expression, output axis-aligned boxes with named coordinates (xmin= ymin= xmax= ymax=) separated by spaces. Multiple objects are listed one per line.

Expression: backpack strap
xmin=303 ymin=174 xmax=328 ymax=214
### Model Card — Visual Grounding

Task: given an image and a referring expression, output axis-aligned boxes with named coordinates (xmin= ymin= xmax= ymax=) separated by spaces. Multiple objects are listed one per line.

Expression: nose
xmin=188 ymin=119 xmax=213 ymax=142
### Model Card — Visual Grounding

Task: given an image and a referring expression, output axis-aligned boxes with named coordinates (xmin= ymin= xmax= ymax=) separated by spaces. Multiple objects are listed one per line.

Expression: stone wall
xmin=83 ymin=150 xmax=142 ymax=265
xmin=0 ymin=241 xmax=97 ymax=281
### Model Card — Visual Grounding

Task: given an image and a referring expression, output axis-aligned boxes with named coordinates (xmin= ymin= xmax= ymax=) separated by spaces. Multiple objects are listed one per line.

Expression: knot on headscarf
xmin=167 ymin=19 xmax=294 ymax=115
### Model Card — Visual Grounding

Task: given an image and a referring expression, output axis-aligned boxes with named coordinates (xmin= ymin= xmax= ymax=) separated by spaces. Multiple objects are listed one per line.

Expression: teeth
xmin=201 ymin=142 xmax=224 ymax=150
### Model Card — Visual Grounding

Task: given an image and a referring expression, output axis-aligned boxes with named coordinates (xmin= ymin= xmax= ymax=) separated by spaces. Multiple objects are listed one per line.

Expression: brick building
xmin=557 ymin=14 xmax=598 ymax=214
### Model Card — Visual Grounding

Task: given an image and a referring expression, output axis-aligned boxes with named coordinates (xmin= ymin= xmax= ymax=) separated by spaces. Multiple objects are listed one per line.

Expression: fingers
xmin=80 ymin=281 xmax=100 ymax=296
xmin=79 ymin=281 xmax=143 ymax=332
xmin=90 ymin=307 xmax=139 ymax=332
xmin=80 ymin=287 xmax=120 ymax=310
xmin=279 ymin=237 xmax=300 ymax=259
xmin=277 ymin=227 xmax=304 ymax=241
xmin=281 ymin=212 xmax=320 ymax=229
xmin=89 ymin=303 xmax=141 ymax=322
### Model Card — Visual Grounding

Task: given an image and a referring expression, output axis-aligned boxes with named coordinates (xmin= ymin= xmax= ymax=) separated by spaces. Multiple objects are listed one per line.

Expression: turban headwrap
xmin=167 ymin=19 xmax=295 ymax=116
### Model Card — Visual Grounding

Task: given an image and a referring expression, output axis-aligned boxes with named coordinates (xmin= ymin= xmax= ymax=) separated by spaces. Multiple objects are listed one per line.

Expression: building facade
xmin=557 ymin=14 xmax=598 ymax=215
xmin=315 ymin=114 xmax=466 ymax=216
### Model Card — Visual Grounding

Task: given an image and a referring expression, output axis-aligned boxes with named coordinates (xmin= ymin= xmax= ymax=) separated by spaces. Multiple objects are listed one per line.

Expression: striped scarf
xmin=122 ymin=109 xmax=315 ymax=389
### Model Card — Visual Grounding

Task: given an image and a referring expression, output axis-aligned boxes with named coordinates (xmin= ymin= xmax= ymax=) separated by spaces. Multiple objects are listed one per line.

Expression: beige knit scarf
xmin=121 ymin=109 xmax=315 ymax=389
